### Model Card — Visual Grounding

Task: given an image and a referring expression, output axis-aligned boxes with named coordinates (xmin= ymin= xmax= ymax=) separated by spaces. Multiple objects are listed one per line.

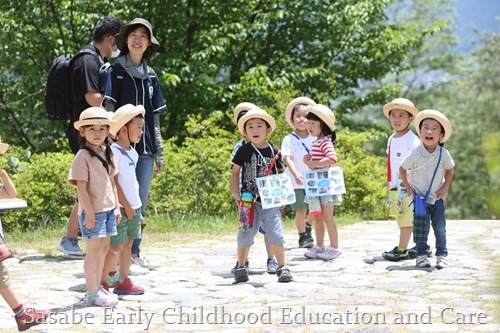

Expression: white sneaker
xmin=316 ymin=246 xmax=342 ymax=260
xmin=304 ymin=245 xmax=324 ymax=259
xmin=129 ymin=260 xmax=150 ymax=275
xmin=436 ymin=255 xmax=448 ymax=270
xmin=132 ymin=256 xmax=160 ymax=270
xmin=416 ymin=255 xmax=431 ymax=268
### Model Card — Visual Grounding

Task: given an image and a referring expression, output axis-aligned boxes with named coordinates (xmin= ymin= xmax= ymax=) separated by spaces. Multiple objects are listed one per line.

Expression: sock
xmin=397 ymin=246 xmax=405 ymax=253
xmin=305 ymin=222 xmax=312 ymax=227
xmin=299 ymin=232 xmax=306 ymax=237
xmin=88 ymin=290 xmax=99 ymax=299
xmin=13 ymin=304 xmax=26 ymax=317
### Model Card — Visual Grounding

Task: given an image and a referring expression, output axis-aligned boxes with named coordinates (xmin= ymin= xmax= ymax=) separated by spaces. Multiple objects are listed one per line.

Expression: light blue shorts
xmin=79 ymin=209 xmax=117 ymax=240
xmin=237 ymin=204 xmax=286 ymax=248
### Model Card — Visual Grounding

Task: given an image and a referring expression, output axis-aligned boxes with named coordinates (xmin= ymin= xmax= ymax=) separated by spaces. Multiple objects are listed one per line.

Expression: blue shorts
xmin=78 ymin=209 xmax=117 ymax=240
xmin=237 ymin=205 xmax=285 ymax=248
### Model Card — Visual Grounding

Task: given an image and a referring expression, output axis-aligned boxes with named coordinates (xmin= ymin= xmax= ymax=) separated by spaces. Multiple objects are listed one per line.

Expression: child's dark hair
xmin=78 ymin=126 xmax=115 ymax=170
xmin=419 ymin=118 xmax=445 ymax=146
xmin=236 ymin=110 xmax=248 ymax=124
xmin=306 ymin=112 xmax=337 ymax=145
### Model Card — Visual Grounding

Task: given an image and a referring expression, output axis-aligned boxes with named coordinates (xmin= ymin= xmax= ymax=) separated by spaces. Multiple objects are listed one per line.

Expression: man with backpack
xmin=57 ymin=15 xmax=124 ymax=256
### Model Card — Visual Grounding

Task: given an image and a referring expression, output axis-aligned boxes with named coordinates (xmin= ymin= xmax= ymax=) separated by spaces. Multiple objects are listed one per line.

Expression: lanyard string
xmin=112 ymin=146 xmax=136 ymax=167
xmin=251 ymin=142 xmax=277 ymax=175
xmin=291 ymin=132 xmax=311 ymax=154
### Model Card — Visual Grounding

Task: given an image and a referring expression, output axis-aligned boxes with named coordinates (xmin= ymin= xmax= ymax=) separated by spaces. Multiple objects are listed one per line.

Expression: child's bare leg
xmin=399 ymin=226 xmax=413 ymax=249
xmin=0 ymin=285 xmax=21 ymax=309
xmin=295 ymin=209 xmax=307 ymax=233
xmin=322 ymin=205 xmax=339 ymax=249
xmin=237 ymin=247 xmax=250 ymax=268
xmin=118 ymin=239 xmax=134 ymax=280
xmin=313 ymin=215 xmax=325 ymax=247
xmin=264 ymin=241 xmax=275 ymax=259
xmin=272 ymin=244 xmax=286 ymax=266
xmin=84 ymin=238 xmax=103 ymax=294
xmin=102 ymin=244 xmax=121 ymax=283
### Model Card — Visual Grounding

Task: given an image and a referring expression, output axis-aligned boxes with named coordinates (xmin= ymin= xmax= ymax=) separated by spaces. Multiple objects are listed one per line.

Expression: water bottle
xmin=239 ymin=192 xmax=254 ymax=231
xmin=308 ymin=196 xmax=322 ymax=216
xmin=414 ymin=195 xmax=427 ymax=216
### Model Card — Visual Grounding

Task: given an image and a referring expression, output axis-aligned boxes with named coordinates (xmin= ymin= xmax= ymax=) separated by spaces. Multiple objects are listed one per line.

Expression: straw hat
xmin=233 ymin=102 xmax=258 ymax=125
xmin=74 ymin=107 xmax=113 ymax=130
xmin=285 ymin=97 xmax=317 ymax=128
xmin=307 ymin=104 xmax=336 ymax=131
xmin=415 ymin=109 xmax=452 ymax=143
xmin=0 ymin=138 xmax=9 ymax=155
xmin=237 ymin=108 xmax=276 ymax=136
xmin=115 ymin=18 xmax=160 ymax=53
xmin=383 ymin=98 xmax=419 ymax=119
xmin=109 ymin=104 xmax=146 ymax=137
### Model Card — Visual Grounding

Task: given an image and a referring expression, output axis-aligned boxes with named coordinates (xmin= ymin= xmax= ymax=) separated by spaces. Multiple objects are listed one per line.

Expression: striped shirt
xmin=311 ymin=137 xmax=337 ymax=168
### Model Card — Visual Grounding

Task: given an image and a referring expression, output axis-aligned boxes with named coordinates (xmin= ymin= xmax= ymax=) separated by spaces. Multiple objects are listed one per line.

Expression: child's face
xmin=308 ymin=119 xmax=322 ymax=138
xmin=419 ymin=118 xmax=444 ymax=149
xmin=80 ymin=125 xmax=109 ymax=146
xmin=244 ymin=118 xmax=271 ymax=145
xmin=389 ymin=109 xmax=413 ymax=132
xmin=127 ymin=26 xmax=151 ymax=56
xmin=125 ymin=117 xmax=144 ymax=144
xmin=292 ymin=106 xmax=309 ymax=132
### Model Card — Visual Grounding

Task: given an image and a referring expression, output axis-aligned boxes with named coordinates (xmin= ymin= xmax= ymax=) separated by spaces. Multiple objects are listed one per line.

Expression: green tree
xmin=1 ymin=0 xmax=437 ymax=152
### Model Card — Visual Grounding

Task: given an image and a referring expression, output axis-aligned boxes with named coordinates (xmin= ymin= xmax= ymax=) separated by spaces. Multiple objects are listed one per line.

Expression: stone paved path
xmin=0 ymin=220 xmax=498 ymax=332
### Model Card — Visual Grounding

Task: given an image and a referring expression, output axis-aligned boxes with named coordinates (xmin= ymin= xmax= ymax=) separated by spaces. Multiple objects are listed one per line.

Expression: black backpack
xmin=44 ymin=48 xmax=98 ymax=120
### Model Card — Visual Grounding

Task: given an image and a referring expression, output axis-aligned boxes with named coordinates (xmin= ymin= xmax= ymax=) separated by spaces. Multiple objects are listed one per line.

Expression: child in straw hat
xmin=400 ymin=109 xmax=455 ymax=269
xmin=0 ymin=140 xmax=50 ymax=331
xmin=69 ymin=107 xmax=120 ymax=307
xmin=381 ymin=98 xmax=431 ymax=262
xmin=101 ymin=104 xmax=146 ymax=295
xmin=302 ymin=104 xmax=343 ymax=261
xmin=282 ymin=97 xmax=317 ymax=249
xmin=229 ymin=102 xmax=278 ymax=275
xmin=231 ymin=108 xmax=292 ymax=283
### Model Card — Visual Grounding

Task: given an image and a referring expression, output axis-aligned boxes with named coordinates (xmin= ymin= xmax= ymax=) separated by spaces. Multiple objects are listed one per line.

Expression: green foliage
xmin=2 ymin=152 xmax=74 ymax=231
xmin=415 ymin=31 xmax=499 ymax=219
xmin=335 ymin=131 xmax=387 ymax=220
xmin=0 ymin=0 xmax=433 ymax=152
xmin=149 ymin=111 xmax=238 ymax=217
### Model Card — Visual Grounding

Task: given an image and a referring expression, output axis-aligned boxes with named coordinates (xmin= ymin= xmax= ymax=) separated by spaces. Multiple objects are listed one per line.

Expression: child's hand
xmin=125 ymin=206 xmax=136 ymax=220
xmin=303 ymin=154 xmax=311 ymax=164
xmin=115 ymin=208 xmax=122 ymax=225
xmin=83 ymin=216 xmax=95 ymax=229
xmin=295 ymin=174 xmax=304 ymax=186
xmin=436 ymin=187 xmax=448 ymax=199
xmin=406 ymin=187 xmax=414 ymax=198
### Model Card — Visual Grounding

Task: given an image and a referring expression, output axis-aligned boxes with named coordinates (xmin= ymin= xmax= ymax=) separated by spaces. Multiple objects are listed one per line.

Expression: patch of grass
xmin=4 ymin=211 xmax=364 ymax=256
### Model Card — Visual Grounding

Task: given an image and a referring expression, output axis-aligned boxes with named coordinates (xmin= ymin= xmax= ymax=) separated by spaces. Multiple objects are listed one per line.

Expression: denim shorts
xmin=78 ymin=209 xmax=117 ymax=240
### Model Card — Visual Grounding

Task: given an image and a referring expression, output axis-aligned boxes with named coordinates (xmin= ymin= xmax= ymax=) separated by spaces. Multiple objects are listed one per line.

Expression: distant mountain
xmin=455 ymin=0 xmax=499 ymax=53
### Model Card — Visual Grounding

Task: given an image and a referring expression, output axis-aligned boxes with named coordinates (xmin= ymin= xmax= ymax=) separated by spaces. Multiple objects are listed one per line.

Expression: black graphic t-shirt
xmin=232 ymin=141 xmax=283 ymax=198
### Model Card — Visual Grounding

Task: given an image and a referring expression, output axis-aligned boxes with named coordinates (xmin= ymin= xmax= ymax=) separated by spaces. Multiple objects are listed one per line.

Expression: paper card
xmin=256 ymin=173 xmax=296 ymax=210
xmin=303 ymin=166 xmax=346 ymax=197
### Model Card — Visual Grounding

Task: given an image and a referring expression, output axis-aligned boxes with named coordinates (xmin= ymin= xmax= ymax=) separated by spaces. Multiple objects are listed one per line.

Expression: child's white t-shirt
xmin=111 ymin=142 xmax=142 ymax=209
xmin=387 ymin=131 xmax=420 ymax=189
xmin=281 ymin=132 xmax=316 ymax=189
